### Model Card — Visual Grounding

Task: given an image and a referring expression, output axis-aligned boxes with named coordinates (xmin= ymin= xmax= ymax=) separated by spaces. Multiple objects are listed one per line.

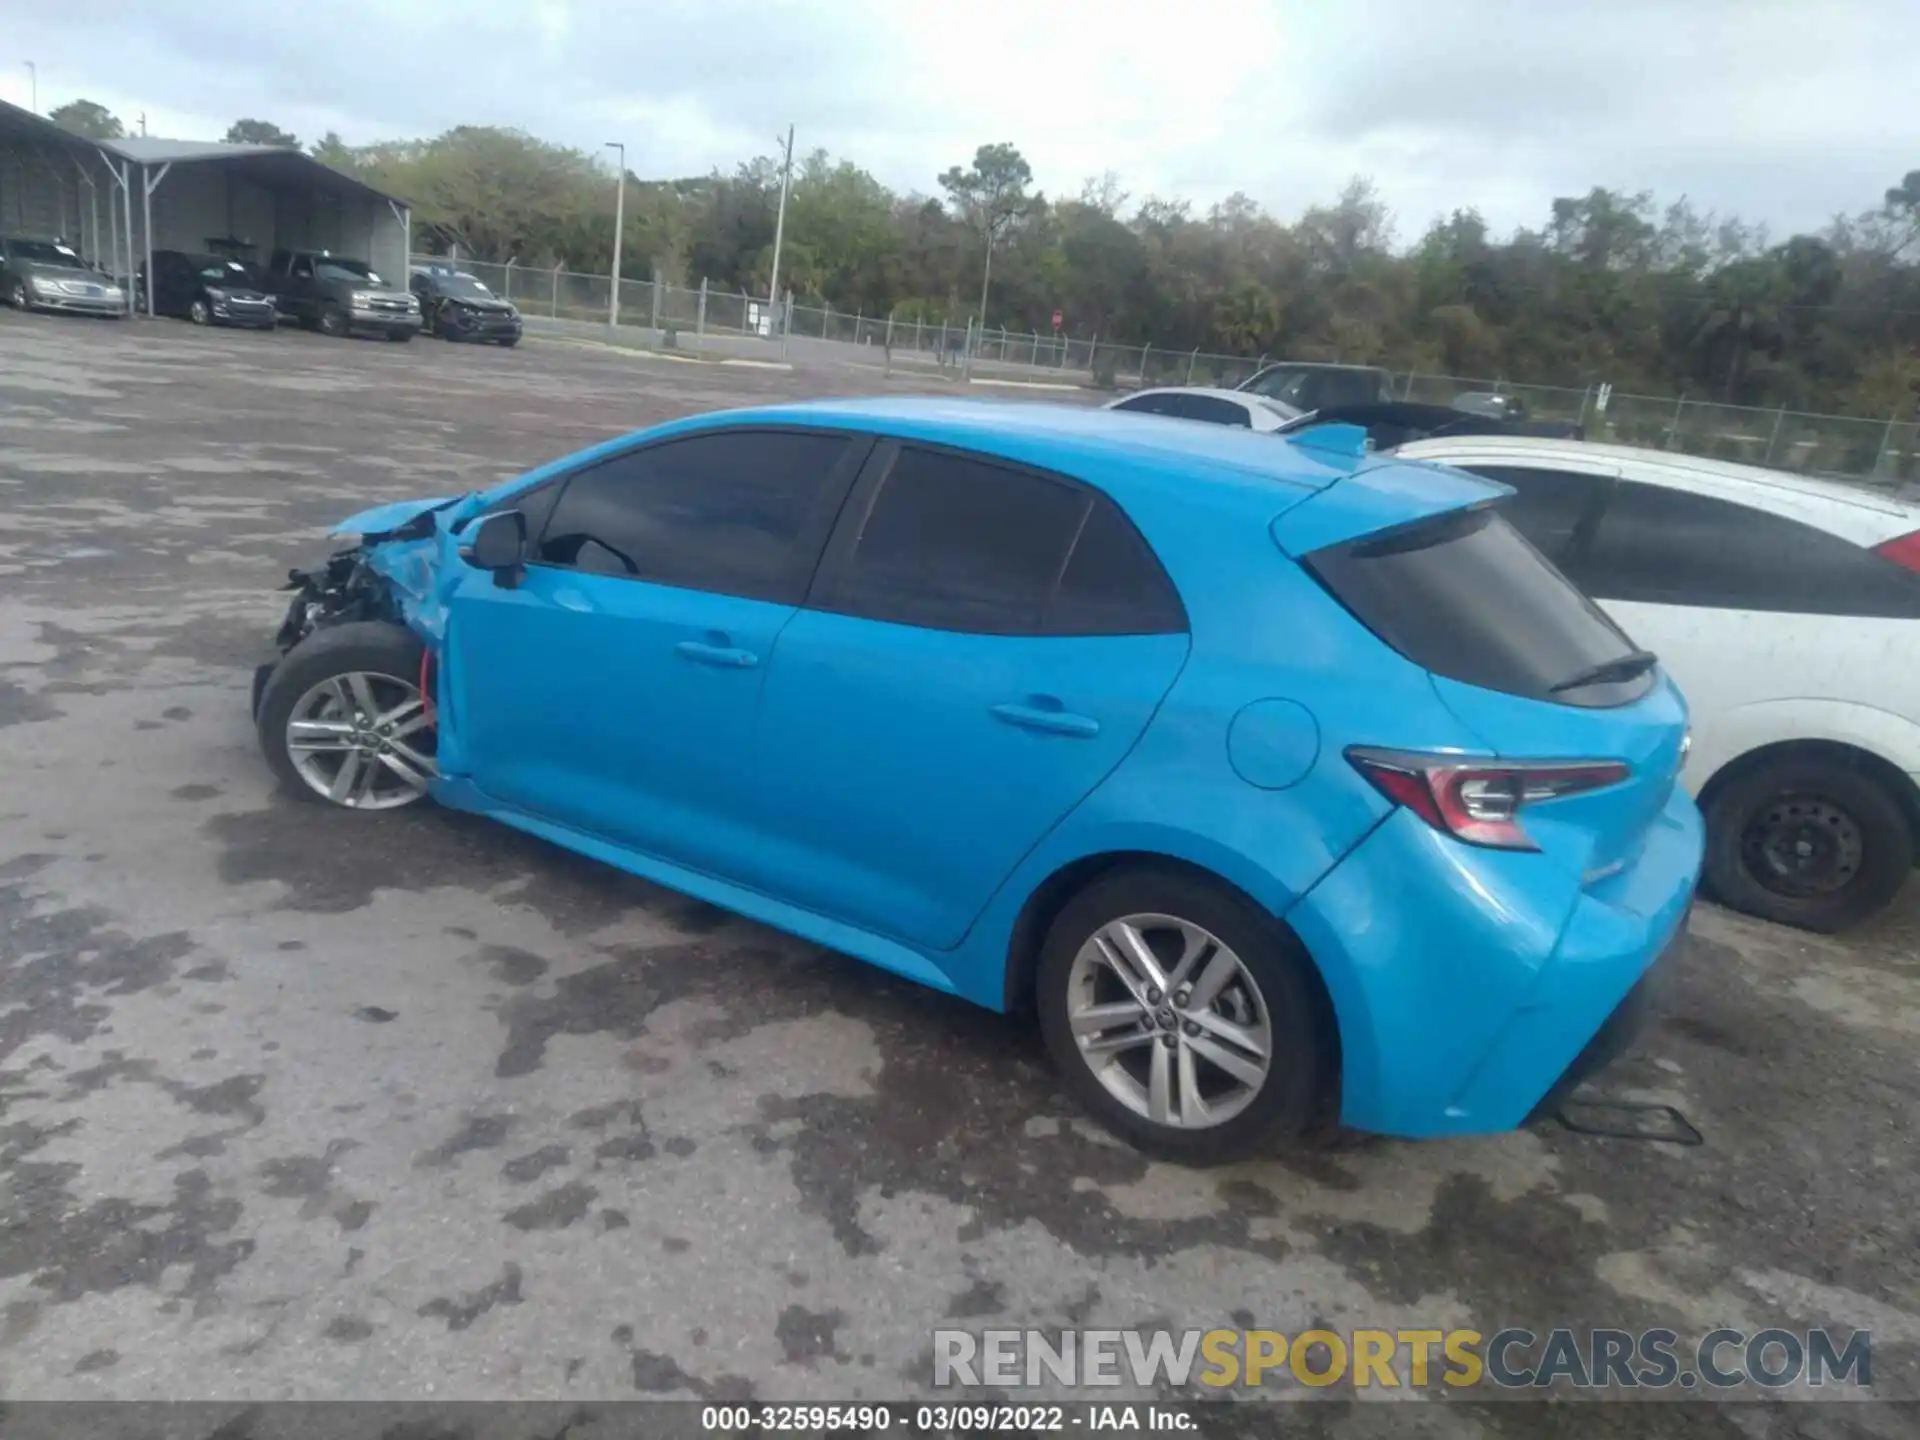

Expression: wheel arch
xmin=1697 ymin=737 xmax=1920 ymax=852
xmin=999 ymin=850 xmax=1342 ymax=1094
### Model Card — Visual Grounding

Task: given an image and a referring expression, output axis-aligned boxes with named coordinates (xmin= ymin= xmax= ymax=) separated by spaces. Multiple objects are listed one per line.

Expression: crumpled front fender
xmin=330 ymin=495 xmax=459 ymax=540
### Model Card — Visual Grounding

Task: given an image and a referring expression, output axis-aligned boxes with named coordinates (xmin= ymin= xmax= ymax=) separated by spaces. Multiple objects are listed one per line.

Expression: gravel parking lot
xmin=1 ymin=314 xmax=1917 ymax=1433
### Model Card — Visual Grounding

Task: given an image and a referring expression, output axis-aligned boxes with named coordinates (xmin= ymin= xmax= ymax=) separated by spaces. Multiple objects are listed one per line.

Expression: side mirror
xmin=462 ymin=510 xmax=528 ymax=588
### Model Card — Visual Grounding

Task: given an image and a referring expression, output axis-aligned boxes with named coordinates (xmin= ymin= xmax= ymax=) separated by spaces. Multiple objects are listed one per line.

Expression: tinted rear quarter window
xmin=1583 ymin=481 xmax=1920 ymax=618
xmin=1046 ymin=497 xmax=1187 ymax=635
xmin=1309 ymin=506 xmax=1651 ymax=707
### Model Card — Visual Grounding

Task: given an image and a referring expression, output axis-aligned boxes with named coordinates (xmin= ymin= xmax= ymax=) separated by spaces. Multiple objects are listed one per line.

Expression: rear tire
xmin=1035 ymin=868 xmax=1328 ymax=1165
xmin=499 ymin=336 xmax=519 ymax=348
xmin=257 ymin=622 xmax=434 ymax=811
xmin=1703 ymin=756 xmax=1913 ymax=933
xmin=386 ymin=330 xmax=412 ymax=343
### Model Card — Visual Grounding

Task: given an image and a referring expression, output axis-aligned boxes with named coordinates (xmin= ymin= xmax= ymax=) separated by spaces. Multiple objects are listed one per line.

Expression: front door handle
xmin=990 ymin=701 xmax=1100 ymax=739
xmin=675 ymin=639 xmax=759 ymax=669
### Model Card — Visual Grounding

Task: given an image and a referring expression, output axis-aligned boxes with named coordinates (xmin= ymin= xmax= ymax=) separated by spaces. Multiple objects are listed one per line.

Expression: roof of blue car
xmin=680 ymin=396 xmax=1363 ymax=497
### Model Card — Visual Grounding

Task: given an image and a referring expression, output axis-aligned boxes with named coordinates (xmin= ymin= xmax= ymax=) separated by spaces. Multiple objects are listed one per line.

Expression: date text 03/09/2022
xmin=700 ymin=1402 xmax=1195 ymax=1432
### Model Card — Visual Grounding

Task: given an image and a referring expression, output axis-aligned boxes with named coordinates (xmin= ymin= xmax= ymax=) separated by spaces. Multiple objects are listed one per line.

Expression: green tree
xmin=938 ymin=142 xmax=1034 ymax=324
xmin=310 ymin=131 xmax=356 ymax=169
xmin=225 ymin=118 xmax=299 ymax=148
xmin=49 ymin=99 xmax=123 ymax=140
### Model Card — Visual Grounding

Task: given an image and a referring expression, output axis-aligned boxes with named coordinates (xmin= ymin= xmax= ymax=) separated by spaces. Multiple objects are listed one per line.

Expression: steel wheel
xmin=284 ymin=670 xmax=435 ymax=809
xmin=1064 ymin=913 xmax=1273 ymax=1130
xmin=1741 ymin=794 xmax=1864 ymax=899
xmin=320 ymin=306 xmax=347 ymax=338
xmin=189 ymin=298 xmax=210 ymax=325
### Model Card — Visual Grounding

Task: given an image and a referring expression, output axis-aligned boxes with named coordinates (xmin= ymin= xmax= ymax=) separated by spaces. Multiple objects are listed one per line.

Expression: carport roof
xmin=0 ymin=100 xmax=406 ymax=209
xmin=0 ymin=97 xmax=118 ymax=157
xmin=111 ymin=136 xmax=407 ymax=209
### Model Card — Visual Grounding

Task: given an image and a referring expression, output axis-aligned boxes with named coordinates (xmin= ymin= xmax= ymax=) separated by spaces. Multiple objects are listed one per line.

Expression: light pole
xmin=767 ymin=124 xmax=794 ymax=334
xmin=605 ymin=141 xmax=625 ymax=329
xmin=977 ymin=229 xmax=995 ymax=335
xmin=24 ymin=62 xmax=34 ymax=114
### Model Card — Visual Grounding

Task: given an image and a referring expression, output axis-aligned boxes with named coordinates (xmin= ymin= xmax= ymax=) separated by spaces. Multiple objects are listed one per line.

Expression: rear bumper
xmin=1287 ymin=784 xmax=1703 ymax=1138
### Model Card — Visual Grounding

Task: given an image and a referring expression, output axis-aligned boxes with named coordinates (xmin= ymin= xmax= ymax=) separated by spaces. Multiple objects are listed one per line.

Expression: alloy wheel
xmin=1064 ymin=913 xmax=1273 ymax=1129
xmin=189 ymin=299 xmax=209 ymax=325
xmin=284 ymin=670 xmax=436 ymax=810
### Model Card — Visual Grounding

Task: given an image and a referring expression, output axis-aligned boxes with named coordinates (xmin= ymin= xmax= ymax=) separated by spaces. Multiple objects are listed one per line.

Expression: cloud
xmin=0 ymin=0 xmax=1911 ymax=239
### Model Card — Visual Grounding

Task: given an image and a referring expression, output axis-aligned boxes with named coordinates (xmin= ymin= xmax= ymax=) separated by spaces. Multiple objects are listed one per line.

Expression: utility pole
xmin=604 ymin=141 xmax=625 ymax=328
xmin=24 ymin=62 xmax=34 ymax=114
xmin=767 ymin=124 xmax=794 ymax=332
xmin=138 ymin=113 xmax=147 ymax=137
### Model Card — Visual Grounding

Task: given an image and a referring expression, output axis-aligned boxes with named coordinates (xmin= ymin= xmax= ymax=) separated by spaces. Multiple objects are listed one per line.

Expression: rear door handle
xmin=990 ymin=702 xmax=1100 ymax=739
xmin=675 ymin=639 xmax=759 ymax=669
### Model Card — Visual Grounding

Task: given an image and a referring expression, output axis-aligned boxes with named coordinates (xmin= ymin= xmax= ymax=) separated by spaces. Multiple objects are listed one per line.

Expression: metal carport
xmin=0 ymin=98 xmax=137 ymax=309
xmin=0 ymin=99 xmax=411 ymax=320
xmin=113 ymin=138 xmax=411 ymax=318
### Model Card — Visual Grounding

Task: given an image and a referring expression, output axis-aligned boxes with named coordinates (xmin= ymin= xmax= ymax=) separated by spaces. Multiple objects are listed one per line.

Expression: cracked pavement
xmin=0 ymin=313 xmax=1917 ymax=1436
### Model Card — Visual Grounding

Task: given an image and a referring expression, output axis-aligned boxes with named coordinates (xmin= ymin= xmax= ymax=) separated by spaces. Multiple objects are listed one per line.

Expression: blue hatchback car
xmin=253 ymin=397 xmax=1703 ymax=1163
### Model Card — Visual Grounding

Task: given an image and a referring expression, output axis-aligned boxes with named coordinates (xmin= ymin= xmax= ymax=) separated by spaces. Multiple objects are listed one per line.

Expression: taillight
xmin=1872 ymin=530 xmax=1920 ymax=574
xmin=1347 ymin=747 xmax=1630 ymax=851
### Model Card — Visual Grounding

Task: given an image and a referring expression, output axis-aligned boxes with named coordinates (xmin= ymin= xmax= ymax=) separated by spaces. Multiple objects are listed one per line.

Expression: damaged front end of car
xmin=250 ymin=494 xmax=470 ymax=722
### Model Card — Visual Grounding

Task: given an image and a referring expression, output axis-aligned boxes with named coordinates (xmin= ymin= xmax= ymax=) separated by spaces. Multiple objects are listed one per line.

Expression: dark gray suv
xmin=264 ymin=249 xmax=420 ymax=340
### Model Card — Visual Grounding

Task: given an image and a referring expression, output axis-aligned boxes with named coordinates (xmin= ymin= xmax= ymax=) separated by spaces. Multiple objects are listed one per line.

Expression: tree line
xmin=46 ymin=98 xmax=1920 ymax=418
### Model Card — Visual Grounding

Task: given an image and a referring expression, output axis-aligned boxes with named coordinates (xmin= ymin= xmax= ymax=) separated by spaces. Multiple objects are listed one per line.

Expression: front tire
xmin=386 ymin=330 xmax=412 ymax=343
xmin=189 ymin=298 xmax=211 ymax=325
xmin=256 ymin=622 xmax=435 ymax=811
xmin=11 ymin=280 xmax=32 ymax=311
xmin=1036 ymin=868 xmax=1328 ymax=1164
xmin=499 ymin=336 xmax=519 ymax=348
xmin=1703 ymin=756 xmax=1914 ymax=932
xmin=319 ymin=305 xmax=348 ymax=338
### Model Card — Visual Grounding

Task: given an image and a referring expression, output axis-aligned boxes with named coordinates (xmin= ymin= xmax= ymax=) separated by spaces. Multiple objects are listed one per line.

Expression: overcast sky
xmin=1 ymin=0 xmax=1912 ymax=242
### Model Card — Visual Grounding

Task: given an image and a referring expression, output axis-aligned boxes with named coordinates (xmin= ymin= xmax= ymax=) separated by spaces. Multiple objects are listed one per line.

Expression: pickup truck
xmin=264 ymin=249 xmax=420 ymax=341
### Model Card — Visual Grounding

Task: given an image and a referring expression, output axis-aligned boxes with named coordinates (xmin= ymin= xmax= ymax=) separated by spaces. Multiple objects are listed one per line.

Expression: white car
xmin=1394 ymin=434 xmax=1920 ymax=932
xmin=1104 ymin=387 xmax=1303 ymax=431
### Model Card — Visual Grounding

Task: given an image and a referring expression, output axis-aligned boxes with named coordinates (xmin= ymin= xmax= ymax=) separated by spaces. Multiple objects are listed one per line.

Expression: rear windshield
xmin=1307 ymin=504 xmax=1654 ymax=708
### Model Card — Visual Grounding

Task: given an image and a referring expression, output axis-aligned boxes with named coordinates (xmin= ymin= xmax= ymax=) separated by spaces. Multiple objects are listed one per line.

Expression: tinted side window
xmin=535 ymin=430 xmax=854 ymax=604
xmin=1115 ymin=394 xmax=1179 ymax=417
xmin=1462 ymin=465 xmax=1610 ymax=563
xmin=1045 ymin=498 xmax=1187 ymax=636
xmin=824 ymin=447 xmax=1090 ymax=634
xmin=1584 ymin=482 xmax=1920 ymax=617
xmin=1169 ymin=395 xmax=1250 ymax=427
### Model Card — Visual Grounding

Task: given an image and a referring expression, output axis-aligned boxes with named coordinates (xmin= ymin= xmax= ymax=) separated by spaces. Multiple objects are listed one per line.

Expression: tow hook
xmin=1552 ymin=1098 xmax=1703 ymax=1146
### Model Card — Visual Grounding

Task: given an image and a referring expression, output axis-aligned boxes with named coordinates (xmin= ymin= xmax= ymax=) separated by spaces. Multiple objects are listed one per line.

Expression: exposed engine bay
xmin=272 ymin=547 xmax=404 ymax=656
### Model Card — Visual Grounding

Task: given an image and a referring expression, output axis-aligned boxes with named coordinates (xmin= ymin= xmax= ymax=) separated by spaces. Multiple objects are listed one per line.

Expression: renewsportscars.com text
xmin=933 ymin=1326 xmax=1872 ymax=1392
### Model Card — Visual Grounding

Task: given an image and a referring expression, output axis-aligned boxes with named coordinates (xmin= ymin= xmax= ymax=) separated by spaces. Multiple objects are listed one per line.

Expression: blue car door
xmin=443 ymin=427 xmax=866 ymax=872
xmin=742 ymin=442 xmax=1192 ymax=952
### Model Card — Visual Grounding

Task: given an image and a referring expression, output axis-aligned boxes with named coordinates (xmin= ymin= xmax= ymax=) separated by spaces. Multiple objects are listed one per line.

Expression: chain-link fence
xmin=411 ymin=254 xmax=1920 ymax=488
